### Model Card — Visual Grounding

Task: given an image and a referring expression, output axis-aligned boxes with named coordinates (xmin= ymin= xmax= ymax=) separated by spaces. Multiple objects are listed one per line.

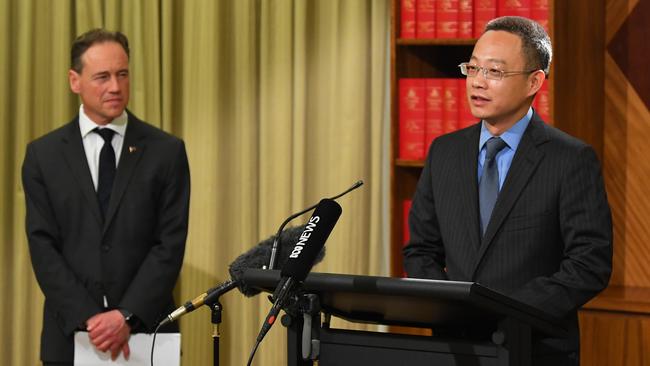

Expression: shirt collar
xmin=479 ymin=107 xmax=532 ymax=152
xmin=78 ymin=105 xmax=128 ymax=138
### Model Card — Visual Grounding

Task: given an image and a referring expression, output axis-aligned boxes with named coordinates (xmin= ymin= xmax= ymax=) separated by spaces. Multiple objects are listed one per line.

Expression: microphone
xmin=267 ymin=180 xmax=362 ymax=270
xmin=255 ymin=198 xmax=342 ymax=344
xmin=159 ymin=225 xmax=319 ymax=326
xmin=160 ymin=281 xmax=238 ymax=326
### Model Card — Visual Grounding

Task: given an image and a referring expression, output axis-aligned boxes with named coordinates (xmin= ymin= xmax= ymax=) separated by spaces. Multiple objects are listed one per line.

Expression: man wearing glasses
xmin=403 ymin=16 xmax=612 ymax=366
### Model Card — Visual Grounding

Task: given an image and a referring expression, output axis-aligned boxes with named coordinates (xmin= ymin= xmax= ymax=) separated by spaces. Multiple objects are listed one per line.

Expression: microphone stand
xmin=209 ymin=299 xmax=224 ymax=366
xmin=202 ymin=281 xmax=237 ymax=366
xmin=266 ymin=180 xmax=363 ymax=270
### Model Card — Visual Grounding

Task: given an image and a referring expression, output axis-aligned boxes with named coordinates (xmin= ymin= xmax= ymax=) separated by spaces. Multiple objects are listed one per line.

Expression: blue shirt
xmin=477 ymin=108 xmax=532 ymax=190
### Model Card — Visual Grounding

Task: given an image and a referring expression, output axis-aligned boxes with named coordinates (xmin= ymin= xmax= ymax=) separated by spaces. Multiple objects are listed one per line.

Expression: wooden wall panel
xmin=553 ymin=0 xmax=605 ymax=156
xmin=603 ymin=0 xmax=650 ymax=287
xmin=580 ymin=310 xmax=650 ymax=366
xmin=580 ymin=0 xmax=650 ymax=364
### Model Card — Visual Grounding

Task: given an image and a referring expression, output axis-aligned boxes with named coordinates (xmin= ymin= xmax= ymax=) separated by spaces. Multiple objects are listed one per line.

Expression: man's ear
xmin=69 ymin=69 xmax=81 ymax=94
xmin=527 ymin=70 xmax=546 ymax=97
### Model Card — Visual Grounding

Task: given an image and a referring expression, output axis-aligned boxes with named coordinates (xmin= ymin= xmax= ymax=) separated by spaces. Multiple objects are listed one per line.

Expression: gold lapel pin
xmin=129 ymin=146 xmax=137 ymax=153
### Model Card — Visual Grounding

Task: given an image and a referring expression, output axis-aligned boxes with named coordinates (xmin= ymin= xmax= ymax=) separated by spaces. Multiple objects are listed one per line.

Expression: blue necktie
xmin=94 ymin=128 xmax=116 ymax=220
xmin=479 ymin=137 xmax=507 ymax=235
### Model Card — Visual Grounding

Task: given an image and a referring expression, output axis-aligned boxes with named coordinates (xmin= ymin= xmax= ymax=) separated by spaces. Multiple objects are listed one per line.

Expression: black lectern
xmin=242 ymin=269 xmax=567 ymax=366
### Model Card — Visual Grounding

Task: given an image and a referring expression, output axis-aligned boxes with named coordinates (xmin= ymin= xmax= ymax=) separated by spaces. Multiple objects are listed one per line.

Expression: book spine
xmin=530 ymin=0 xmax=549 ymax=31
xmin=498 ymin=0 xmax=531 ymax=17
xmin=401 ymin=0 xmax=417 ymax=38
xmin=473 ymin=0 xmax=496 ymax=37
xmin=458 ymin=79 xmax=476 ymax=128
xmin=458 ymin=0 xmax=474 ymax=39
xmin=425 ymin=78 xmax=444 ymax=152
xmin=399 ymin=79 xmax=426 ymax=160
xmin=443 ymin=79 xmax=459 ymax=133
xmin=416 ymin=0 xmax=436 ymax=38
xmin=436 ymin=0 xmax=459 ymax=39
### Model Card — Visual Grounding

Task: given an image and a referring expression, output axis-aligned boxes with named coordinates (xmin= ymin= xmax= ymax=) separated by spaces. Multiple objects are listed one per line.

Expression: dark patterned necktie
xmin=93 ymin=128 xmax=116 ymax=219
xmin=479 ymin=137 xmax=507 ymax=235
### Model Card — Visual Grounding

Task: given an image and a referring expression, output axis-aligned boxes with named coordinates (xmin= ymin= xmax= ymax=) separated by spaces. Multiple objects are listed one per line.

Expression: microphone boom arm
xmin=266 ymin=180 xmax=363 ymax=270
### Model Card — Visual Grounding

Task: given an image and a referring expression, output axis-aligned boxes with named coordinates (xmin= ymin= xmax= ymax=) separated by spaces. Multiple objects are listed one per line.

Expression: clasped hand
xmin=86 ymin=309 xmax=131 ymax=361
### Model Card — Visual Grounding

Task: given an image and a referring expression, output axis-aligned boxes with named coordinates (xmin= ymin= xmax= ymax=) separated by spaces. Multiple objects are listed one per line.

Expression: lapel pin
xmin=129 ymin=146 xmax=137 ymax=153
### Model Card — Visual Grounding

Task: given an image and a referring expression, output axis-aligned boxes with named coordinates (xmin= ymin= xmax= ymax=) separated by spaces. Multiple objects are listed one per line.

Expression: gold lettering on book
xmin=405 ymin=119 xmax=424 ymax=133
xmin=427 ymin=87 xmax=442 ymax=110
xmin=405 ymin=88 xmax=421 ymax=110
xmin=419 ymin=21 xmax=434 ymax=33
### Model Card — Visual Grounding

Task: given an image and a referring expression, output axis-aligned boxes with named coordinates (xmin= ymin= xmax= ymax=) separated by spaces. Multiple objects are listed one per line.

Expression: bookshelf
xmin=389 ymin=0 xmax=605 ymax=278
xmin=390 ymin=0 xmax=489 ymax=277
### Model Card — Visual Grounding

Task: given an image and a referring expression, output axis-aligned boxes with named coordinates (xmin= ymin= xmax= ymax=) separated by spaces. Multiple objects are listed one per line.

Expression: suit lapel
xmin=61 ymin=119 xmax=104 ymax=225
xmin=472 ymin=116 xmax=548 ymax=277
xmin=103 ymin=115 xmax=146 ymax=233
xmin=458 ymin=125 xmax=482 ymax=252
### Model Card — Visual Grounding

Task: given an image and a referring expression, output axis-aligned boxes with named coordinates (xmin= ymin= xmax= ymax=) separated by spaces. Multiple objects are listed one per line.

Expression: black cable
xmin=246 ymin=339 xmax=262 ymax=366
xmin=150 ymin=323 xmax=162 ymax=366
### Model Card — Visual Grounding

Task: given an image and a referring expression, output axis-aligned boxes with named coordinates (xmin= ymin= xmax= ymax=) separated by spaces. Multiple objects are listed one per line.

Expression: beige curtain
xmin=0 ymin=0 xmax=389 ymax=365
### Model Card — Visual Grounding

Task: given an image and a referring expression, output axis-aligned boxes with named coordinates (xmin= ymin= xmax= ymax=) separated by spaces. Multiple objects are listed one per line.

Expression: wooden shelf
xmin=395 ymin=159 xmax=425 ymax=168
xmin=582 ymin=286 xmax=650 ymax=315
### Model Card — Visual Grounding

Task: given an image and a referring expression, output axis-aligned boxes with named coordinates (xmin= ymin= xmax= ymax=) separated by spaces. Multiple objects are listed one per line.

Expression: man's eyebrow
xmin=91 ymin=71 xmax=110 ymax=77
xmin=469 ymin=55 xmax=507 ymax=65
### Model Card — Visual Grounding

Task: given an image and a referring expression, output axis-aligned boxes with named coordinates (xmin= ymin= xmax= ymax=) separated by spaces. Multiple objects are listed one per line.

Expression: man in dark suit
xmin=22 ymin=29 xmax=190 ymax=365
xmin=403 ymin=16 xmax=612 ymax=365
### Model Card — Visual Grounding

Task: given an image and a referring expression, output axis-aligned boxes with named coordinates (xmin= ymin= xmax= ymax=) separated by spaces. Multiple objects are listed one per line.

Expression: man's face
xmin=466 ymin=30 xmax=541 ymax=129
xmin=69 ymin=41 xmax=129 ymax=125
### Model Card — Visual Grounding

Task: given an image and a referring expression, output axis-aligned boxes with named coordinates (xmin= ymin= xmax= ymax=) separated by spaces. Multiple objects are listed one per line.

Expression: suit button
xmin=101 ymin=244 xmax=111 ymax=252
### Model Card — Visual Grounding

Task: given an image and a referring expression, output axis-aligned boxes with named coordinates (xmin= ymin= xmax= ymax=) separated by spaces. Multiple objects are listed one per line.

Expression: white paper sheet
xmin=74 ymin=331 xmax=180 ymax=366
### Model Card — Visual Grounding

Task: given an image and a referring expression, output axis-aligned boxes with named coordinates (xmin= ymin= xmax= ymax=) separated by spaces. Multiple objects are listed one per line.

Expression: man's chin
xmin=104 ymin=107 xmax=126 ymax=118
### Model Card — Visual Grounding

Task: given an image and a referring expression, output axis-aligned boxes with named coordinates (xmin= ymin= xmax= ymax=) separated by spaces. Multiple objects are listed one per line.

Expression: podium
xmin=242 ymin=269 xmax=567 ymax=366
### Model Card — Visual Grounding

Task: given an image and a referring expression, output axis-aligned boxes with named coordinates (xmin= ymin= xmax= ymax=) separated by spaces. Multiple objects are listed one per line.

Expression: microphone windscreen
xmin=280 ymin=199 xmax=342 ymax=281
xmin=229 ymin=225 xmax=307 ymax=297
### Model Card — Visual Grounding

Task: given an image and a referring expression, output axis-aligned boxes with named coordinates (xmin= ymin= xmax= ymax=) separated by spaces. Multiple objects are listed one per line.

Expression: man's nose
xmin=471 ymin=72 xmax=487 ymax=88
xmin=108 ymin=75 xmax=121 ymax=92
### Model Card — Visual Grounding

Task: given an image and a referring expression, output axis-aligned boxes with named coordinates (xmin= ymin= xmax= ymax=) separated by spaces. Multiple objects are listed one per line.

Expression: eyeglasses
xmin=458 ymin=62 xmax=539 ymax=81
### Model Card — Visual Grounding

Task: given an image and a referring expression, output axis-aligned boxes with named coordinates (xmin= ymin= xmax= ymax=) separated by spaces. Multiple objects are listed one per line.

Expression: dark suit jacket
xmin=22 ymin=113 xmax=190 ymax=362
xmin=403 ymin=112 xmax=612 ymax=355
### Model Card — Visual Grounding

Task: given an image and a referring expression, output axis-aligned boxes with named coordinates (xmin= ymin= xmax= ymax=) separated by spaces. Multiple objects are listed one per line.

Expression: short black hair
xmin=484 ymin=16 xmax=552 ymax=76
xmin=70 ymin=29 xmax=130 ymax=73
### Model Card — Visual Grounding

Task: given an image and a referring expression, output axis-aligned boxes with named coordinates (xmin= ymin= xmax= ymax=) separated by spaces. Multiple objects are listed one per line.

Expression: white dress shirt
xmin=78 ymin=105 xmax=128 ymax=191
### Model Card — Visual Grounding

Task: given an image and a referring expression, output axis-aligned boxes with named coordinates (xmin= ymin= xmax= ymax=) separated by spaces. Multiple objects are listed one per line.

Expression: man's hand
xmin=86 ymin=310 xmax=131 ymax=360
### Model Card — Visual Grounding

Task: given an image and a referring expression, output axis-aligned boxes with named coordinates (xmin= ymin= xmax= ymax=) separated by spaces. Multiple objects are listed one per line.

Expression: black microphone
xmin=159 ymin=280 xmax=238 ymax=326
xmin=159 ymin=225 xmax=320 ymax=326
xmin=255 ymin=198 xmax=342 ymax=343
xmin=267 ymin=180 xmax=362 ymax=270
xmin=229 ymin=225 xmax=325 ymax=297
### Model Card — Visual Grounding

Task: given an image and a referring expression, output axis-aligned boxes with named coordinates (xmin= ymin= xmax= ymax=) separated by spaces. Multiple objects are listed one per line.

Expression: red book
xmin=425 ymin=79 xmax=444 ymax=152
xmin=474 ymin=0 xmax=496 ymax=37
xmin=399 ymin=79 xmax=426 ymax=160
xmin=403 ymin=200 xmax=412 ymax=245
xmin=498 ymin=0 xmax=531 ymax=17
xmin=458 ymin=79 xmax=476 ymax=128
xmin=401 ymin=0 xmax=417 ymax=38
xmin=530 ymin=0 xmax=549 ymax=31
xmin=416 ymin=0 xmax=436 ymax=38
xmin=436 ymin=0 xmax=459 ymax=39
xmin=443 ymin=79 xmax=459 ymax=133
xmin=534 ymin=81 xmax=551 ymax=124
xmin=458 ymin=0 xmax=474 ymax=38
